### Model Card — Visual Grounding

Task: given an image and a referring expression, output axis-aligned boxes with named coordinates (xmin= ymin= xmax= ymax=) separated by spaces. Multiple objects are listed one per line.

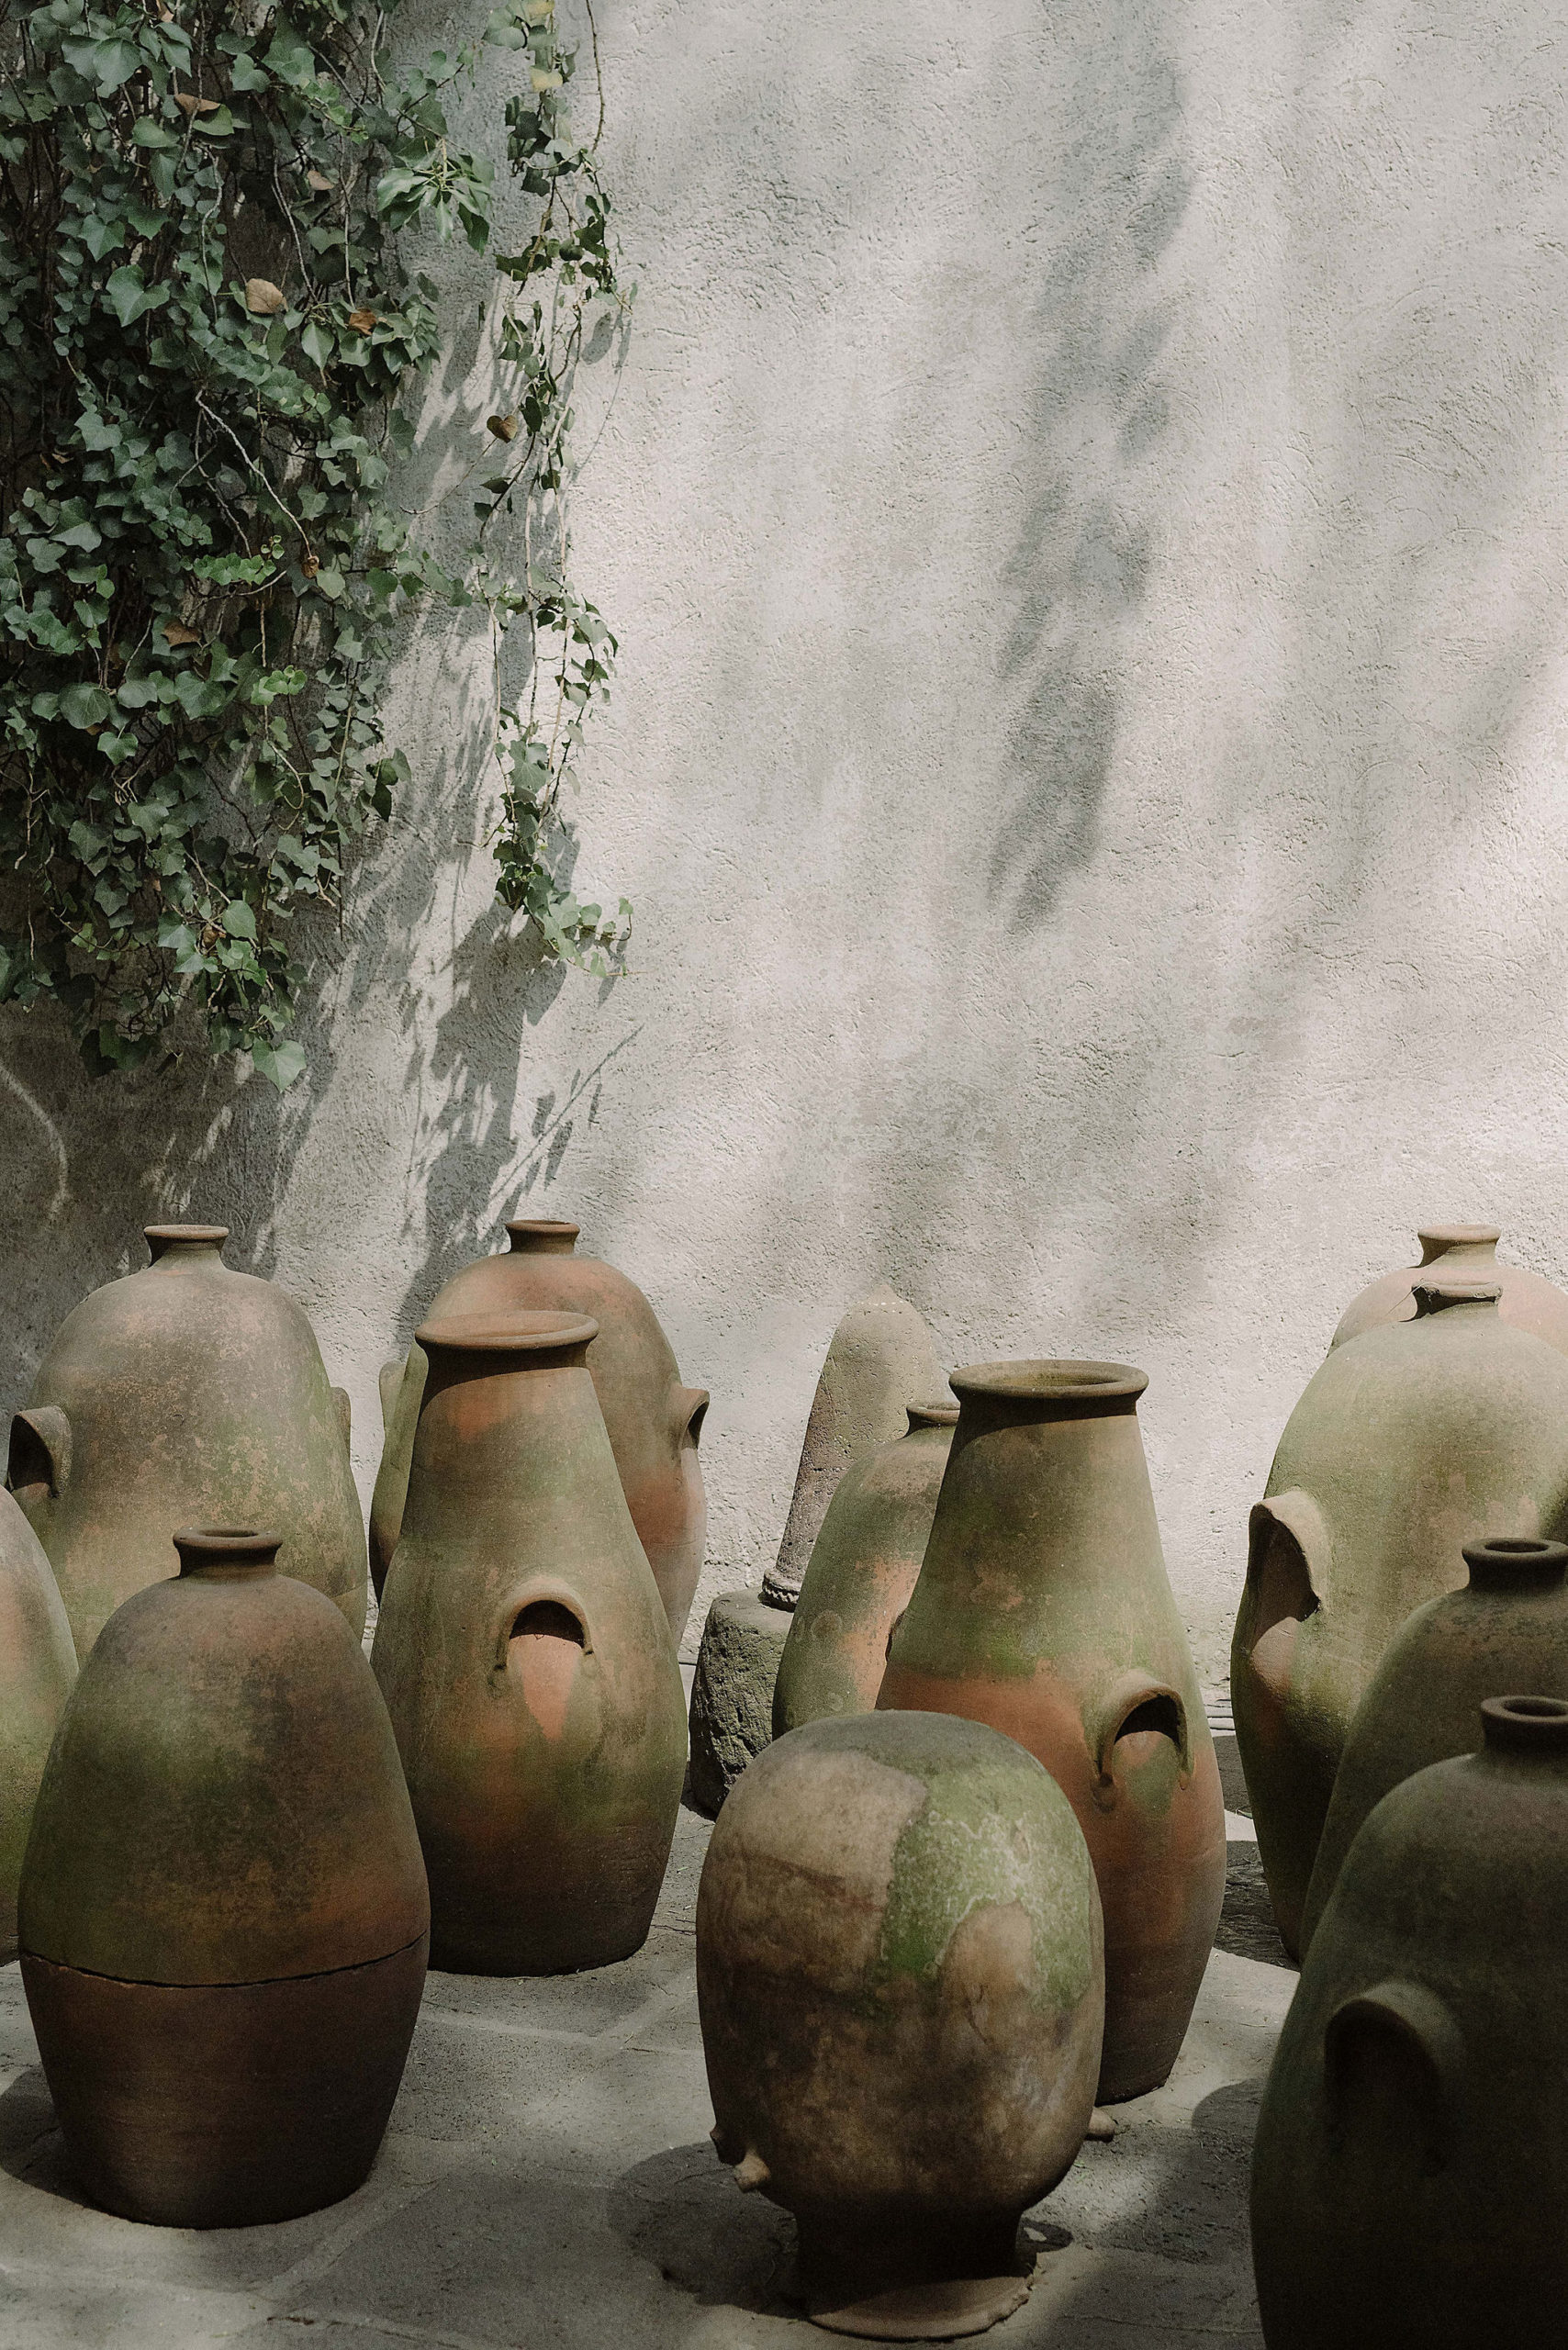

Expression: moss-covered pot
xmin=1231 ymin=1281 xmax=1568 ymax=1959
xmin=372 ymin=1311 xmax=688 ymax=1974
xmin=879 ymin=1361 xmax=1222 ymax=2103
xmin=1251 ymin=1695 xmax=1568 ymax=2348
xmin=698 ymin=1711 xmax=1103 ymax=2339
xmin=0 ymin=1492 xmax=75 ymax=1961
xmin=774 ymin=1403 xmax=958 ymax=1737
xmin=11 ymin=1225 xmax=366 ymax=1655
xmin=18 ymin=1528 xmax=428 ymax=2227
xmin=371 ymin=1219 xmax=709 ymax=1645
xmin=1330 ymin=1224 xmax=1568 ymax=1353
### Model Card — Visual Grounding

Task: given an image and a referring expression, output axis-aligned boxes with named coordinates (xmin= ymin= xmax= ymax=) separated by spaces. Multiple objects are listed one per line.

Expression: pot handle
xmin=493 ymin=1579 xmax=596 ymax=1673
xmin=8 ymin=1405 xmax=71 ymax=1502
xmin=675 ymin=1385 xmax=710 ymax=1448
xmin=1326 ymin=1979 xmax=1461 ymax=2174
xmin=1092 ymin=1671 xmax=1192 ymax=1789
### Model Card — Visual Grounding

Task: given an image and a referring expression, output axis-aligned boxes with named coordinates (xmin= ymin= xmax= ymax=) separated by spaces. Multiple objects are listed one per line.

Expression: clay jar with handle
xmin=699 ymin=1711 xmax=1103 ymax=2340
xmin=12 ymin=1225 xmax=366 ymax=1655
xmin=371 ymin=1219 xmax=709 ymax=1645
xmin=18 ymin=1528 xmax=428 ymax=2228
xmin=878 ymin=1361 xmax=1223 ymax=2105
xmin=372 ymin=1311 xmax=688 ymax=1975
xmin=1300 ymin=1535 xmax=1568 ymax=1950
xmin=1232 ymin=1281 xmax=1568 ymax=1960
xmin=1250 ymin=1695 xmax=1568 ymax=2350
xmin=0 ymin=1491 xmax=76 ymax=1961
xmin=1330 ymin=1224 xmax=1568 ymax=1352
xmin=773 ymin=1402 xmax=959 ymax=1737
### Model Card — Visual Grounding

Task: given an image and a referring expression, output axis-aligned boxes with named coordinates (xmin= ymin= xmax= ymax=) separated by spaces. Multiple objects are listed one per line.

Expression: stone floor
xmin=0 ymin=1752 xmax=1294 ymax=2349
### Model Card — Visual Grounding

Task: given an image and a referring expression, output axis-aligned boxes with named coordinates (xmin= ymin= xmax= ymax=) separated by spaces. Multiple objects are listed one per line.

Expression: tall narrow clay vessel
xmin=1300 ymin=1535 xmax=1568 ymax=1949
xmin=18 ymin=1528 xmax=428 ymax=2227
xmin=0 ymin=1491 xmax=76 ymax=1961
xmin=773 ymin=1402 xmax=958 ymax=1737
xmin=371 ymin=1219 xmax=709 ymax=1644
xmin=1251 ymin=1695 xmax=1568 ymax=2349
xmin=1330 ymin=1224 xmax=1568 ymax=1352
xmin=878 ymin=1361 xmax=1223 ymax=2104
xmin=12 ymin=1225 xmax=366 ymax=1654
xmin=1232 ymin=1281 xmax=1568 ymax=1959
xmin=372 ymin=1311 xmax=688 ymax=1975
xmin=700 ymin=1711 xmax=1103 ymax=2339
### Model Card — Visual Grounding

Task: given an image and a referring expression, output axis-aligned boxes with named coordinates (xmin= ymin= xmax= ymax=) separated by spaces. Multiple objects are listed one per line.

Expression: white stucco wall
xmin=4 ymin=0 xmax=1568 ymax=1674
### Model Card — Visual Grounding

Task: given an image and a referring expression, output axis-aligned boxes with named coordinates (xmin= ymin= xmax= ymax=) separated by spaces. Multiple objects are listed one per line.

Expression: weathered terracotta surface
xmin=0 ymin=1492 xmax=75 ymax=1962
xmin=19 ymin=1528 xmax=428 ymax=2226
xmin=1300 ymin=1535 xmax=1568 ymax=1949
xmin=879 ymin=1362 xmax=1222 ymax=2104
xmin=774 ymin=1403 xmax=958 ymax=1737
xmin=371 ymin=1220 xmax=709 ymax=1644
xmin=699 ymin=1712 xmax=1103 ymax=2338
xmin=1231 ymin=1281 xmax=1568 ymax=1958
xmin=11 ymin=1225 xmax=366 ymax=1654
xmin=1251 ymin=1695 xmax=1568 ymax=2348
xmin=372 ymin=1312 xmax=688 ymax=1974
xmin=1331 ymin=1224 xmax=1568 ymax=1353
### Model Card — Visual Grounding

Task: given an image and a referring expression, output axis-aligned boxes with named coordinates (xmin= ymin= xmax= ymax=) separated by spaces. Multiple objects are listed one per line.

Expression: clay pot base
xmin=807 ymin=2268 xmax=1035 ymax=2341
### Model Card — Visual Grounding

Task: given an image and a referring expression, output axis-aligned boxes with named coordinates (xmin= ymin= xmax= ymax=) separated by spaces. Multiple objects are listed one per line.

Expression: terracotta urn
xmin=1251 ymin=1695 xmax=1568 ymax=2348
xmin=1300 ymin=1535 xmax=1568 ymax=1950
xmin=0 ymin=1492 xmax=76 ymax=1961
xmin=699 ymin=1711 xmax=1103 ymax=2339
xmin=18 ymin=1528 xmax=428 ymax=2227
xmin=371 ymin=1219 xmax=709 ymax=1645
xmin=773 ymin=1402 xmax=958 ymax=1737
xmin=1231 ymin=1281 xmax=1568 ymax=1959
xmin=878 ymin=1360 xmax=1223 ymax=2104
xmin=11 ymin=1225 xmax=366 ymax=1654
xmin=372 ymin=1311 xmax=688 ymax=1974
xmin=1330 ymin=1224 xmax=1568 ymax=1352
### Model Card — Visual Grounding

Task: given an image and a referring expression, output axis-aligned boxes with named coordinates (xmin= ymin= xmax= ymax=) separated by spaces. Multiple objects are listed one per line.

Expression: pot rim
xmin=417 ymin=1307 xmax=599 ymax=1355
xmin=145 ymin=1222 xmax=229 ymax=1251
xmin=174 ymin=1527 xmax=282 ymax=1572
xmin=906 ymin=1398 xmax=959 ymax=1427
xmin=1481 ymin=1694 xmax=1568 ymax=1753
xmin=949 ymin=1359 xmax=1148 ymax=1405
xmin=1417 ymin=1223 xmax=1500 ymax=1254
xmin=505 ymin=1218 xmax=581 ymax=1252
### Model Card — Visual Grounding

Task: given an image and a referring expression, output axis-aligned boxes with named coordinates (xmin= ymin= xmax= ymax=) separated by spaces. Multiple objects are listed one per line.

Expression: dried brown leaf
xmin=244 ymin=277 xmax=286 ymax=316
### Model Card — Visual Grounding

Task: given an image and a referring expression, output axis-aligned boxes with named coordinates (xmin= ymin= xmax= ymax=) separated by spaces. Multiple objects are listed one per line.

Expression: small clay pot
xmin=372 ymin=1312 xmax=688 ymax=1974
xmin=1251 ymin=1695 xmax=1568 ymax=2348
xmin=773 ymin=1403 xmax=958 ymax=1737
xmin=12 ymin=1225 xmax=366 ymax=1655
xmin=1331 ymin=1225 xmax=1568 ymax=1353
xmin=1300 ymin=1535 xmax=1568 ymax=1948
xmin=698 ymin=1711 xmax=1103 ymax=2339
xmin=0 ymin=1492 xmax=76 ymax=1961
xmin=879 ymin=1361 xmax=1223 ymax=2103
xmin=371 ymin=1220 xmax=709 ymax=1644
xmin=19 ymin=1528 xmax=428 ymax=2226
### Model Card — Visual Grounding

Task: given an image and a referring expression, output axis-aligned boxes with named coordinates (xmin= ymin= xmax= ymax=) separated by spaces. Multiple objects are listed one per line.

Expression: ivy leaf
xmin=220 ymin=899 xmax=258 ymax=941
xmin=263 ymin=20 xmax=317 ymax=87
xmin=251 ymin=1036 xmax=308 ymax=1091
xmin=230 ymin=53 xmax=271 ymax=91
xmin=62 ymin=34 xmax=145 ymax=93
xmin=78 ymin=215 xmax=127 ymax=262
xmin=105 ymin=267 xmax=167 ymax=328
xmin=60 ymin=684 xmax=112 ymax=730
xmin=301 ymin=319 xmax=332 ymax=365
xmin=130 ymin=117 xmax=178 ymax=149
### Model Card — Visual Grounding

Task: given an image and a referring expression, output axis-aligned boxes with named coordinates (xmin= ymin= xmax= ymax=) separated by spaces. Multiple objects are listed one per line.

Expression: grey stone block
xmin=687 ymin=1590 xmax=792 ymax=1816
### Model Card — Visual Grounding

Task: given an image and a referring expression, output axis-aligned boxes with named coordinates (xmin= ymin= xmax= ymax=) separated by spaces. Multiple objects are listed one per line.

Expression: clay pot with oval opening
xmin=1330 ymin=1224 xmax=1568 ymax=1352
xmin=878 ymin=1360 xmax=1223 ymax=2105
xmin=773 ymin=1402 xmax=958 ymax=1738
xmin=0 ymin=1492 xmax=76 ymax=1961
xmin=12 ymin=1225 xmax=366 ymax=1656
xmin=371 ymin=1219 xmax=709 ymax=1645
xmin=372 ymin=1310 xmax=688 ymax=1975
xmin=1232 ymin=1281 xmax=1568 ymax=1959
xmin=18 ymin=1527 xmax=428 ymax=2227
xmin=1251 ymin=1694 xmax=1568 ymax=2349
xmin=700 ymin=1710 xmax=1103 ymax=2339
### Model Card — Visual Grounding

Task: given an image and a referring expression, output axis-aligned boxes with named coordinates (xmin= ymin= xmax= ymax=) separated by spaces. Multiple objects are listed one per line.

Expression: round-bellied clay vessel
xmin=774 ymin=1402 xmax=959 ymax=1737
xmin=1251 ymin=1695 xmax=1568 ymax=2349
xmin=0 ymin=1491 xmax=76 ymax=1961
xmin=699 ymin=1711 xmax=1103 ymax=2339
xmin=1299 ymin=1535 xmax=1568 ymax=1950
xmin=878 ymin=1360 xmax=1223 ymax=2104
xmin=12 ymin=1225 xmax=366 ymax=1655
xmin=18 ymin=1528 xmax=428 ymax=2227
xmin=1231 ymin=1281 xmax=1568 ymax=1959
xmin=371 ymin=1219 xmax=709 ymax=1645
xmin=372 ymin=1311 xmax=688 ymax=1975
xmin=1330 ymin=1225 xmax=1568 ymax=1353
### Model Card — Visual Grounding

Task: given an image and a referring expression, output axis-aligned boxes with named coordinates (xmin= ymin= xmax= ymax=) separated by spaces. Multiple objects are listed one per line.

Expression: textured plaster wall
xmin=4 ymin=0 xmax=1568 ymax=1673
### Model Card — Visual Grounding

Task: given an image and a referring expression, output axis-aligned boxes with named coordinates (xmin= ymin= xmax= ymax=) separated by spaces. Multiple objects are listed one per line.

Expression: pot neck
xmin=906 ymin=1399 xmax=959 ymax=1432
xmin=1417 ymin=1225 xmax=1500 ymax=1269
xmin=1481 ymin=1695 xmax=1568 ymax=1760
xmin=948 ymin=1359 xmax=1148 ymax=1428
xmin=1463 ymin=1537 xmax=1568 ymax=1593
xmin=505 ymin=1219 xmax=579 ymax=1258
xmin=145 ymin=1224 xmax=229 ymax=1268
xmin=174 ymin=1527 xmax=280 ymax=1578
xmin=418 ymin=1309 xmax=599 ymax=1389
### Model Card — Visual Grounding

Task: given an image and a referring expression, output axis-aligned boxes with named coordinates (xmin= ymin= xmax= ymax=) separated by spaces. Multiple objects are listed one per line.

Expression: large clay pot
xmin=18 ymin=1528 xmax=428 ymax=2227
xmin=1330 ymin=1223 xmax=1568 ymax=1351
xmin=1231 ymin=1280 xmax=1568 ymax=1959
xmin=774 ymin=1402 xmax=958 ymax=1737
xmin=1300 ymin=1535 xmax=1568 ymax=1950
xmin=371 ymin=1219 xmax=709 ymax=1645
xmin=1251 ymin=1694 xmax=1568 ymax=2348
xmin=699 ymin=1711 xmax=1103 ymax=2339
xmin=372 ymin=1311 xmax=688 ymax=1974
xmin=878 ymin=1360 xmax=1223 ymax=2104
xmin=0 ymin=1492 xmax=76 ymax=1961
xmin=11 ymin=1225 xmax=366 ymax=1654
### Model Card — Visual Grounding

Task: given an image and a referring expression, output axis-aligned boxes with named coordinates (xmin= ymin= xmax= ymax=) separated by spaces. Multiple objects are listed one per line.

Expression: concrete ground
xmin=0 ymin=1739 xmax=1293 ymax=2350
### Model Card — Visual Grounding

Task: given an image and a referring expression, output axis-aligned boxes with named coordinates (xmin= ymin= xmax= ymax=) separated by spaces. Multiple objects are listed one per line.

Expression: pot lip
xmin=145 ymin=1222 xmax=229 ymax=1250
xmin=173 ymin=1526 xmax=281 ymax=1572
xmin=1482 ymin=1694 xmax=1568 ymax=1753
xmin=417 ymin=1307 xmax=599 ymax=1355
xmin=1417 ymin=1223 xmax=1501 ymax=1254
xmin=505 ymin=1217 xmax=581 ymax=1252
xmin=949 ymin=1359 xmax=1148 ymax=1405
xmin=906 ymin=1397 xmax=960 ymax=1427
xmin=1463 ymin=1535 xmax=1568 ymax=1584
